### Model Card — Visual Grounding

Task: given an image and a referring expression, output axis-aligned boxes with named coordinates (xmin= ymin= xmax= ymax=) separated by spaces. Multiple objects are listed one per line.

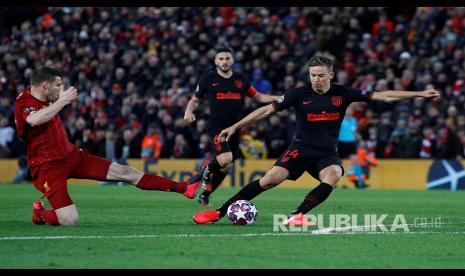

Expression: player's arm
xmin=371 ymin=89 xmax=440 ymax=103
xmin=219 ymin=104 xmax=276 ymax=142
xmin=253 ymin=93 xmax=281 ymax=104
xmin=26 ymin=87 xmax=77 ymax=127
xmin=184 ymin=95 xmax=200 ymax=123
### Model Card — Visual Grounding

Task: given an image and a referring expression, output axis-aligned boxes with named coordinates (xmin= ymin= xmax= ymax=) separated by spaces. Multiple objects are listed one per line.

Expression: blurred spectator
xmin=0 ymin=115 xmax=14 ymax=158
xmin=419 ymin=127 xmax=436 ymax=158
xmin=239 ymin=134 xmax=268 ymax=159
xmin=116 ymin=128 xmax=140 ymax=163
xmin=141 ymin=124 xmax=163 ymax=161
xmin=1 ymin=7 xmax=464 ymax=160
xmin=435 ymin=126 xmax=461 ymax=159
xmin=173 ymin=133 xmax=192 ymax=158
xmin=251 ymin=68 xmax=273 ymax=94
xmin=12 ymin=155 xmax=31 ymax=183
xmin=265 ymin=115 xmax=287 ymax=158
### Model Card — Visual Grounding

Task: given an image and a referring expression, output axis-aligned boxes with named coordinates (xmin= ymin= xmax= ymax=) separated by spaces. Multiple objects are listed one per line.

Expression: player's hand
xmin=184 ymin=111 xmax=196 ymax=123
xmin=60 ymin=86 xmax=78 ymax=105
xmin=219 ymin=126 xmax=237 ymax=142
xmin=421 ymin=89 xmax=440 ymax=101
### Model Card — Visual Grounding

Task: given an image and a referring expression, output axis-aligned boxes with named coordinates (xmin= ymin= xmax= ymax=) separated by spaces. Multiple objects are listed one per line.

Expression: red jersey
xmin=14 ymin=87 xmax=76 ymax=168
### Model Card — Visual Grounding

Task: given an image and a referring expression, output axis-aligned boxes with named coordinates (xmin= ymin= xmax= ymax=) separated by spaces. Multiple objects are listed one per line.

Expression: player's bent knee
xmin=58 ymin=214 xmax=79 ymax=226
xmin=217 ymin=153 xmax=233 ymax=167
xmin=221 ymin=163 xmax=233 ymax=172
xmin=319 ymin=165 xmax=343 ymax=185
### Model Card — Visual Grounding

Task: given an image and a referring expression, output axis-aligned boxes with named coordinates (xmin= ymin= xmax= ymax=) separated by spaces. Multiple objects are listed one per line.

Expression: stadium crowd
xmin=1 ymin=7 xmax=465 ymax=163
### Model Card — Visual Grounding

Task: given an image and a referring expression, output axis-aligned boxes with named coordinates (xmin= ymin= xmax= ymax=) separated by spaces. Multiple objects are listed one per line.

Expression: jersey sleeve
xmin=194 ymin=75 xmax=209 ymax=99
xmin=271 ymin=89 xmax=296 ymax=111
xmin=246 ymin=86 xmax=258 ymax=97
xmin=242 ymin=77 xmax=258 ymax=97
xmin=344 ymin=87 xmax=374 ymax=103
xmin=14 ymin=98 xmax=37 ymax=139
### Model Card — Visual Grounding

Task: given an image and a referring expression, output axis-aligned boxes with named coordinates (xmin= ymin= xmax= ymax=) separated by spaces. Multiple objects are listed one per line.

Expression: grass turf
xmin=0 ymin=184 xmax=464 ymax=268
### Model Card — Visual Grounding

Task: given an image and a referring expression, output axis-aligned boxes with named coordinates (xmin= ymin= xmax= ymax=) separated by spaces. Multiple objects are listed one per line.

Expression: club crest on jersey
xmin=24 ymin=106 xmax=36 ymax=113
xmin=234 ymin=80 xmax=243 ymax=89
xmin=331 ymin=96 xmax=343 ymax=107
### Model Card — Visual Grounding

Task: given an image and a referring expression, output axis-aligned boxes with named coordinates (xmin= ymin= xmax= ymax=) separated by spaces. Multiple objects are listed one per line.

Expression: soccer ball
xmin=226 ymin=200 xmax=258 ymax=225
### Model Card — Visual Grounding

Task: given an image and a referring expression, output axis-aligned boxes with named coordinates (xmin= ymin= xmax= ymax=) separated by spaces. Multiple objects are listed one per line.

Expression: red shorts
xmin=31 ymin=148 xmax=112 ymax=209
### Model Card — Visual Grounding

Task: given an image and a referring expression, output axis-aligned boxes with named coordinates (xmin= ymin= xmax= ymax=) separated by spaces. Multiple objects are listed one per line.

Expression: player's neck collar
xmin=216 ymin=70 xmax=233 ymax=79
xmin=311 ymin=84 xmax=331 ymax=95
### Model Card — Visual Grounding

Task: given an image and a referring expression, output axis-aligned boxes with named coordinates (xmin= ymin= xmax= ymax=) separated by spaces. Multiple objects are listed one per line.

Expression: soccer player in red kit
xmin=14 ymin=67 xmax=202 ymax=226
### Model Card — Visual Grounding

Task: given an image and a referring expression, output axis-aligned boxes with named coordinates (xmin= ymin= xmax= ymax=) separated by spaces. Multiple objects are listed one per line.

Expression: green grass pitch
xmin=1 ymin=184 xmax=464 ymax=268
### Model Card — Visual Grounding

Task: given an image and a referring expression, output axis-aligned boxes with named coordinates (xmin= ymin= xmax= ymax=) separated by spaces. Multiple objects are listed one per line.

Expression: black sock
xmin=208 ymin=158 xmax=222 ymax=173
xmin=201 ymin=171 xmax=227 ymax=196
xmin=291 ymin=182 xmax=333 ymax=215
xmin=217 ymin=180 xmax=265 ymax=217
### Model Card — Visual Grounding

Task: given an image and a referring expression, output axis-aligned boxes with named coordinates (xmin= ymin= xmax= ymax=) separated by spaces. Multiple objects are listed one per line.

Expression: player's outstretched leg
xmin=182 ymin=173 xmax=204 ymax=199
xmin=193 ymin=179 xmax=265 ymax=224
xmin=135 ymin=173 xmax=202 ymax=199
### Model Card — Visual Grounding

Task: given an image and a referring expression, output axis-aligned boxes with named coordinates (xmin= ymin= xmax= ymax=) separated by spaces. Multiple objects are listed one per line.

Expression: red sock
xmin=136 ymin=174 xmax=186 ymax=193
xmin=38 ymin=209 xmax=60 ymax=226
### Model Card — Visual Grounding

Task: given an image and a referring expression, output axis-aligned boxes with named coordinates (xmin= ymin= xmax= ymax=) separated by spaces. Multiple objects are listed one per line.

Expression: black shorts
xmin=209 ymin=128 xmax=241 ymax=160
xmin=338 ymin=141 xmax=357 ymax=159
xmin=274 ymin=141 xmax=344 ymax=181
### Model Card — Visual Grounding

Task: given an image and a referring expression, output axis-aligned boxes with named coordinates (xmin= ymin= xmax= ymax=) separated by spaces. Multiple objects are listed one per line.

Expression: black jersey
xmin=195 ymin=70 xmax=257 ymax=129
xmin=272 ymin=83 xmax=374 ymax=154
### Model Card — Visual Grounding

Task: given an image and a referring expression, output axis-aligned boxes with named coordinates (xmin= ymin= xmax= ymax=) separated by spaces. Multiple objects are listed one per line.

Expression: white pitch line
xmin=2 ymin=222 xmax=465 ymax=241
xmin=309 ymin=221 xmax=465 ymax=234
xmin=1 ymin=231 xmax=465 ymax=241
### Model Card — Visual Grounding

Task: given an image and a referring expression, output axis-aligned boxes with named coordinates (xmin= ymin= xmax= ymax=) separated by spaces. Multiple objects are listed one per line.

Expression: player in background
xmin=192 ymin=55 xmax=440 ymax=225
xmin=14 ymin=66 xmax=202 ymax=226
xmin=184 ymin=46 xmax=280 ymax=206
xmin=346 ymin=143 xmax=378 ymax=188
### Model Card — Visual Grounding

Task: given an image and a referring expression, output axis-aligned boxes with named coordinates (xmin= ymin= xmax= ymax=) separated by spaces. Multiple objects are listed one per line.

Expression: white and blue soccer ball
xmin=226 ymin=200 xmax=258 ymax=225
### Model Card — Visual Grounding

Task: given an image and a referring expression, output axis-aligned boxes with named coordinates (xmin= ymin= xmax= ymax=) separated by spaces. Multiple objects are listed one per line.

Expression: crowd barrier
xmin=3 ymin=158 xmax=459 ymax=190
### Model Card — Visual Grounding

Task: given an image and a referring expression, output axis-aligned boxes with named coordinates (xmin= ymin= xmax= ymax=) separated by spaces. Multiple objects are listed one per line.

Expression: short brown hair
xmin=30 ymin=66 xmax=63 ymax=85
xmin=306 ymin=55 xmax=334 ymax=71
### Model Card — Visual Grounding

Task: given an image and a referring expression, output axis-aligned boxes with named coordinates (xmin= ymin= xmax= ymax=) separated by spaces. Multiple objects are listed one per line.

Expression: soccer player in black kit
xmin=184 ymin=46 xmax=280 ymax=206
xmin=193 ymin=55 xmax=440 ymax=225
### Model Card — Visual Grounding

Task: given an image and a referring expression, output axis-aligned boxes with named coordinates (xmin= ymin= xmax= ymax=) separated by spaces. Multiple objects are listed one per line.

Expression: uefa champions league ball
xmin=226 ymin=200 xmax=258 ymax=225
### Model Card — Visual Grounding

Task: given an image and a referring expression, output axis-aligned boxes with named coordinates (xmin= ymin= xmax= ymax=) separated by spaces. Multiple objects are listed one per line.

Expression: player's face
xmin=214 ymin=52 xmax=233 ymax=73
xmin=44 ymin=77 xmax=63 ymax=102
xmin=309 ymin=66 xmax=334 ymax=93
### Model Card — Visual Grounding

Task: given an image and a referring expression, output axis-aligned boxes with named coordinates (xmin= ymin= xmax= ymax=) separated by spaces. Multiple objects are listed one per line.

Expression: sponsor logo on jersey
xmin=331 ymin=96 xmax=343 ymax=107
xmin=24 ymin=106 xmax=36 ymax=113
xmin=216 ymin=91 xmax=241 ymax=100
xmin=307 ymin=112 xmax=340 ymax=122
xmin=303 ymin=100 xmax=312 ymax=105
xmin=212 ymin=82 xmax=219 ymax=87
xmin=277 ymin=95 xmax=284 ymax=103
